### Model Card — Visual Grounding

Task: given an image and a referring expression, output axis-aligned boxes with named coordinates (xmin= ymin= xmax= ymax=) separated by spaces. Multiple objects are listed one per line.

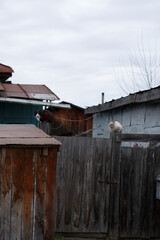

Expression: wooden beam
xmin=116 ymin=133 xmax=160 ymax=142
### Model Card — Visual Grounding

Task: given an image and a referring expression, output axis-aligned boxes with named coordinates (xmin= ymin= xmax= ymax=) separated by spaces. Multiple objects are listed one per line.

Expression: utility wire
xmin=54 ymin=115 xmax=94 ymax=123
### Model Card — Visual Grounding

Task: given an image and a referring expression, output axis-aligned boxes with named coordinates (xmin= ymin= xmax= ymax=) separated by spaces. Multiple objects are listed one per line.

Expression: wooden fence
xmin=55 ymin=137 xmax=111 ymax=236
xmin=55 ymin=134 xmax=160 ymax=239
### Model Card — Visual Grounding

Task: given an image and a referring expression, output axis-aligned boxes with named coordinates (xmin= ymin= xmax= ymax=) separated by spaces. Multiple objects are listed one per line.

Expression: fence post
xmin=109 ymin=132 xmax=121 ymax=240
xmin=39 ymin=122 xmax=51 ymax=135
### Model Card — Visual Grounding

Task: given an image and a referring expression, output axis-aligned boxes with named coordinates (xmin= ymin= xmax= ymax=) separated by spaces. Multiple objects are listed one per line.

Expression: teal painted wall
xmin=0 ymin=102 xmax=42 ymax=126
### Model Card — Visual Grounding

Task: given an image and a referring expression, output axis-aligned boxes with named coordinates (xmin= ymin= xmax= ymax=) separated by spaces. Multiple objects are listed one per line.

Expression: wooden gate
xmin=110 ymin=133 xmax=160 ymax=240
xmin=56 ymin=137 xmax=111 ymax=236
xmin=55 ymin=134 xmax=160 ymax=239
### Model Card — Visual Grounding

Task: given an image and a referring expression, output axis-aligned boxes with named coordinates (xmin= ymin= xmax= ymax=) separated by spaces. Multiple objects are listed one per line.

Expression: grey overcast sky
xmin=0 ymin=0 xmax=160 ymax=107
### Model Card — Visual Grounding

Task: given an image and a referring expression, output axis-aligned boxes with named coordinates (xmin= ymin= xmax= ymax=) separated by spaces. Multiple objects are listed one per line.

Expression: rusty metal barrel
xmin=0 ymin=124 xmax=61 ymax=240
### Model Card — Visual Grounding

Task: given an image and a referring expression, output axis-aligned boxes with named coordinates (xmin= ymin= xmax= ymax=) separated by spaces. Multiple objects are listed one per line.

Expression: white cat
xmin=108 ymin=121 xmax=122 ymax=133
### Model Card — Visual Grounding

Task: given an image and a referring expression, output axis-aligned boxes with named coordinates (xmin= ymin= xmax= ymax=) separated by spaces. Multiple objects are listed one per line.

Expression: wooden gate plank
xmin=109 ymin=132 xmax=121 ymax=240
xmin=151 ymin=147 xmax=160 ymax=237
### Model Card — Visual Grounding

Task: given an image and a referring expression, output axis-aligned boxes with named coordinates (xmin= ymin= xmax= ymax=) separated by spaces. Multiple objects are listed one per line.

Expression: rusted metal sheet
xmin=20 ymin=84 xmax=59 ymax=100
xmin=0 ymin=83 xmax=5 ymax=90
xmin=0 ymin=83 xmax=28 ymax=98
xmin=0 ymin=63 xmax=14 ymax=73
xmin=0 ymin=124 xmax=61 ymax=146
xmin=0 ymin=83 xmax=59 ymax=101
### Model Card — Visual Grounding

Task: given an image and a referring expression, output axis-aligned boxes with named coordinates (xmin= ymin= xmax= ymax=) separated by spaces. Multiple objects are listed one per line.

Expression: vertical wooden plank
xmin=119 ymin=147 xmax=132 ymax=237
xmin=151 ymin=147 xmax=160 ymax=237
xmin=140 ymin=148 xmax=152 ymax=239
xmin=34 ymin=148 xmax=47 ymax=240
xmin=22 ymin=148 xmax=34 ymax=240
xmin=109 ymin=132 xmax=121 ymax=240
xmin=127 ymin=148 xmax=143 ymax=237
xmin=72 ymin=137 xmax=84 ymax=231
xmin=120 ymin=147 xmax=145 ymax=238
xmin=64 ymin=137 xmax=74 ymax=229
xmin=11 ymin=148 xmax=24 ymax=240
xmin=44 ymin=148 xmax=57 ymax=240
xmin=94 ymin=138 xmax=111 ymax=233
xmin=0 ymin=148 xmax=12 ymax=240
xmin=56 ymin=137 xmax=67 ymax=232
xmin=83 ymin=137 xmax=94 ymax=231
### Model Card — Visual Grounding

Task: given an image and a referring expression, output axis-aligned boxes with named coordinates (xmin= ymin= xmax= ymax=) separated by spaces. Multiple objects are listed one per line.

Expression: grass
xmin=54 ymin=235 xmax=64 ymax=240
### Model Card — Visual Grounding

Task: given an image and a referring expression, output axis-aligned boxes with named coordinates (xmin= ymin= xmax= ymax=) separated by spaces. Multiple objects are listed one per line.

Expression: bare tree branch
xmin=116 ymin=39 xmax=160 ymax=94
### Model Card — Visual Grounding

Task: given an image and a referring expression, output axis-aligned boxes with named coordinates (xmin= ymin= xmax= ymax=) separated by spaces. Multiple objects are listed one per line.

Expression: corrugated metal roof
xmin=0 ymin=63 xmax=14 ymax=73
xmin=0 ymin=124 xmax=61 ymax=146
xmin=0 ymin=83 xmax=59 ymax=101
xmin=85 ymin=85 xmax=160 ymax=114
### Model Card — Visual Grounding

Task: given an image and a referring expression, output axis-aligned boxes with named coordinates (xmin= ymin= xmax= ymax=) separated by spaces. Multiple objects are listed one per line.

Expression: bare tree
xmin=115 ymin=39 xmax=160 ymax=95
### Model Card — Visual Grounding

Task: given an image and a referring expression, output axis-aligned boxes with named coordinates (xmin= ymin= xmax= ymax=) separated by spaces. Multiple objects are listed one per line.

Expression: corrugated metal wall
xmin=0 ymin=102 xmax=42 ymax=126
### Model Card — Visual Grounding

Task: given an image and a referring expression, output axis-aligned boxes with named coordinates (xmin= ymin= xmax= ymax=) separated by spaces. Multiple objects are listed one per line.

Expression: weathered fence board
xmin=0 ymin=147 xmax=58 ymax=240
xmin=11 ymin=148 xmax=24 ymax=240
xmin=109 ymin=132 xmax=121 ymax=240
xmin=151 ymin=147 xmax=160 ymax=237
xmin=56 ymin=137 xmax=111 ymax=234
xmin=0 ymin=148 xmax=12 ymax=240
xmin=55 ymin=135 xmax=160 ymax=239
xmin=23 ymin=148 xmax=34 ymax=240
xmin=119 ymin=146 xmax=160 ymax=239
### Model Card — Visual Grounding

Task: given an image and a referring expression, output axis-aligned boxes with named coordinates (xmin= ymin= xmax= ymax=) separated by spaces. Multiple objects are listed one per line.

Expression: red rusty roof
xmin=0 ymin=124 xmax=61 ymax=146
xmin=0 ymin=63 xmax=14 ymax=73
xmin=0 ymin=83 xmax=59 ymax=101
xmin=0 ymin=83 xmax=5 ymax=91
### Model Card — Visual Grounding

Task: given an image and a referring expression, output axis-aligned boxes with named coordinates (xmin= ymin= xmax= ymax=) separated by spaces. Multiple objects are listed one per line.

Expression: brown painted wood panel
xmin=0 ymin=148 xmax=12 ymax=240
xmin=11 ymin=148 xmax=25 ymax=240
xmin=22 ymin=148 xmax=34 ymax=240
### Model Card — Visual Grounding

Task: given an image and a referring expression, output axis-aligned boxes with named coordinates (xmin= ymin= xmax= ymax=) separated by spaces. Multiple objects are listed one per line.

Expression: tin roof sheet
xmin=85 ymin=85 xmax=160 ymax=114
xmin=0 ymin=83 xmax=5 ymax=91
xmin=0 ymin=63 xmax=14 ymax=73
xmin=0 ymin=84 xmax=59 ymax=101
xmin=0 ymin=124 xmax=61 ymax=146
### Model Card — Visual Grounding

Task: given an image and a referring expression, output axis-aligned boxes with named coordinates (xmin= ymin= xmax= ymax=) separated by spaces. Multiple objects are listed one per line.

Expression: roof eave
xmin=85 ymin=86 xmax=160 ymax=114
